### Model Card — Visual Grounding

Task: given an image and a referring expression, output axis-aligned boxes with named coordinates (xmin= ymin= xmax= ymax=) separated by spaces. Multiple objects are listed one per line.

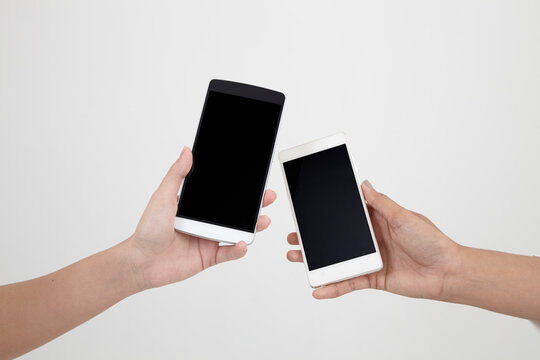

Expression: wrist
xmin=440 ymin=243 xmax=473 ymax=304
xmin=113 ymin=237 xmax=149 ymax=295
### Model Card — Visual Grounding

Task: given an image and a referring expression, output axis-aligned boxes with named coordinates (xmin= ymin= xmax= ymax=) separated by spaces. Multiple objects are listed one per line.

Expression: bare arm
xmin=444 ymin=247 xmax=540 ymax=320
xmin=286 ymin=180 xmax=540 ymax=321
xmin=0 ymin=242 xmax=139 ymax=359
xmin=0 ymin=147 xmax=277 ymax=359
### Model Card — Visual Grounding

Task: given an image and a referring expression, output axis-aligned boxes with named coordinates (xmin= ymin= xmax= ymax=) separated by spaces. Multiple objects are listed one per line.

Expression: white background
xmin=1 ymin=1 xmax=539 ymax=358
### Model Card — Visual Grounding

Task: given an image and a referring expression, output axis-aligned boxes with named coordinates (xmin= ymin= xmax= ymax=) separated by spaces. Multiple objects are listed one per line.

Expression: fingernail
xmin=364 ymin=179 xmax=374 ymax=190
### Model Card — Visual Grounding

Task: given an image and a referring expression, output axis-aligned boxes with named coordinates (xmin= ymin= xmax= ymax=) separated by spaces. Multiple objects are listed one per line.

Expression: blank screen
xmin=283 ymin=145 xmax=376 ymax=271
xmin=177 ymin=90 xmax=282 ymax=232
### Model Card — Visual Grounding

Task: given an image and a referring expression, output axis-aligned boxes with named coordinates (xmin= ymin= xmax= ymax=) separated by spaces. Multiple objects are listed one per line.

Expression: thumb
xmin=361 ymin=180 xmax=404 ymax=223
xmin=215 ymin=241 xmax=248 ymax=265
xmin=156 ymin=146 xmax=193 ymax=198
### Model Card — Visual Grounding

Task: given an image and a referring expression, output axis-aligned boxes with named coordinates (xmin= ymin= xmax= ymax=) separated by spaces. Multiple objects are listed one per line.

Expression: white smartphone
xmin=279 ymin=133 xmax=383 ymax=288
xmin=175 ymin=79 xmax=285 ymax=245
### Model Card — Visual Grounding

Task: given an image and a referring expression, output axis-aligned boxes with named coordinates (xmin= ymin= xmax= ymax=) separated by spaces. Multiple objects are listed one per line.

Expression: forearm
xmin=443 ymin=246 xmax=540 ymax=321
xmin=0 ymin=239 xmax=141 ymax=360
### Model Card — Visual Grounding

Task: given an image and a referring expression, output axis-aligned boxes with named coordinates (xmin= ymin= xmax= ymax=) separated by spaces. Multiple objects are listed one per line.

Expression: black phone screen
xmin=177 ymin=88 xmax=283 ymax=232
xmin=283 ymin=145 xmax=376 ymax=271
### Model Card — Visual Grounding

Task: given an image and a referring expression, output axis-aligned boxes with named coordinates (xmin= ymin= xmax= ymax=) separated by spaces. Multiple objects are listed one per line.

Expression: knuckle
xmin=389 ymin=207 xmax=409 ymax=226
xmin=347 ymin=280 xmax=356 ymax=293
xmin=375 ymin=192 xmax=390 ymax=205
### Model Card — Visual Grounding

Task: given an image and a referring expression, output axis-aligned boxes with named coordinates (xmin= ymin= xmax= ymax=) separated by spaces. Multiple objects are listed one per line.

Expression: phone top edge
xmin=209 ymin=79 xmax=285 ymax=104
xmin=279 ymin=132 xmax=347 ymax=163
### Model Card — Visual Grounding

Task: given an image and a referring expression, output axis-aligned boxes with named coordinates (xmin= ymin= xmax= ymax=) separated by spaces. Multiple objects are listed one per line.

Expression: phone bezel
xmin=279 ymin=133 xmax=383 ymax=288
xmin=174 ymin=79 xmax=285 ymax=245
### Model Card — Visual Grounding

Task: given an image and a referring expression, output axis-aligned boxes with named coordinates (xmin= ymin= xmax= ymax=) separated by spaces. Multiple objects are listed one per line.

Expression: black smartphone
xmin=175 ymin=79 xmax=285 ymax=244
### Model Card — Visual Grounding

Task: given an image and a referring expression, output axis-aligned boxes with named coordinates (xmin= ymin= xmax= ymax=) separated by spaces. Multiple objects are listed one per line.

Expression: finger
xmin=287 ymin=232 xmax=299 ymax=245
xmin=361 ymin=180 xmax=405 ymax=224
xmin=312 ymin=276 xmax=371 ymax=299
xmin=287 ymin=250 xmax=303 ymax=262
xmin=215 ymin=241 xmax=248 ymax=264
xmin=256 ymin=215 xmax=271 ymax=232
xmin=156 ymin=147 xmax=193 ymax=198
xmin=262 ymin=189 xmax=277 ymax=207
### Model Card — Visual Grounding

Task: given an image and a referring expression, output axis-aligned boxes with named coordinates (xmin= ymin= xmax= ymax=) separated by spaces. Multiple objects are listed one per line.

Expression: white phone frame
xmin=174 ymin=217 xmax=256 ymax=244
xmin=279 ymin=133 xmax=383 ymax=288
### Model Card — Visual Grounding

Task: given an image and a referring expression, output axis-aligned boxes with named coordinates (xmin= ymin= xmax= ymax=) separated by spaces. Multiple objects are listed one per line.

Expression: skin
xmin=287 ymin=181 xmax=540 ymax=321
xmin=0 ymin=147 xmax=277 ymax=360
